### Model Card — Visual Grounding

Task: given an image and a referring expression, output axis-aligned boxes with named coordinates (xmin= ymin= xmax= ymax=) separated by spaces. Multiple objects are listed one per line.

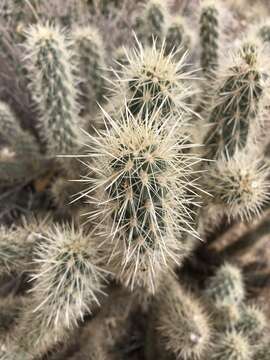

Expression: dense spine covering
xmin=206 ymin=152 xmax=270 ymax=220
xmin=78 ymin=108 xmax=201 ymax=292
xmin=110 ymin=41 xmax=196 ymax=122
xmin=7 ymin=224 xmax=107 ymax=358
xmin=205 ymin=263 xmax=245 ymax=306
xmin=236 ymin=305 xmax=267 ymax=343
xmin=73 ymin=26 xmax=106 ymax=109
xmin=204 ymin=41 xmax=265 ymax=160
xmin=133 ymin=0 xmax=168 ymax=47
xmin=0 ymin=224 xmax=43 ymax=276
xmin=153 ymin=275 xmax=210 ymax=360
xmin=200 ymin=1 xmax=219 ymax=76
xmin=211 ymin=330 xmax=252 ymax=360
xmin=24 ymin=23 xmax=80 ymax=155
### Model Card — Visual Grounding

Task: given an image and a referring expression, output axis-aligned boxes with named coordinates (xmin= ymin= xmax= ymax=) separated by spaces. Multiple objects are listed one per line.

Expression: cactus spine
xmin=206 ymin=152 xmax=270 ymax=220
xmin=7 ymin=224 xmax=107 ymax=358
xmin=204 ymin=41 xmax=265 ymax=160
xmin=79 ymin=109 xmax=200 ymax=292
xmin=110 ymin=42 xmax=195 ymax=122
xmin=24 ymin=23 xmax=80 ymax=155
xmin=236 ymin=305 xmax=267 ymax=343
xmin=152 ymin=275 xmax=210 ymax=360
xmin=211 ymin=330 xmax=252 ymax=360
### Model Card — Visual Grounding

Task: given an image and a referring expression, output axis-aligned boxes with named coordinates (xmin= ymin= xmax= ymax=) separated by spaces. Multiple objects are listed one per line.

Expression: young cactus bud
xmin=12 ymin=223 xmax=108 ymax=357
xmin=204 ymin=41 xmax=265 ymax=160
xmin=73 ymin=26 xmax=106 ymax=110
xmin=24 ymin=23 xmax=80 ymax=155
xmin=236 ymin=305 xmax=267 ymax=343
xmin=133 ymin=0 xmax=168 ymax=47
xmin=200 ymin=0 xmax=219 ymax=76
xmin=212 ymin=330 xmax=252 ymax=360
xmin=110 ymin=41 xmax=196 ymax=121
xmin=153 ymin=275 xmax=211 ymax=360
xmin=164 ymin=16 xmax=191 ymax=59
xmin=78 ymin=108 xmax=201 ymax=293
xmin=206 ymin=152 xmax=270 ymax=221
xmin=205 ymin=263 xmax=245 ymax=306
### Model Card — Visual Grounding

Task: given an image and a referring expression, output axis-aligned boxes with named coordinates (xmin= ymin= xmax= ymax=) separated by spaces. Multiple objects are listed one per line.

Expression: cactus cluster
xmin=206 ymin=264 xmax=269 ymax=360
xmin=0 ymin=1 xmax=270 ymax=360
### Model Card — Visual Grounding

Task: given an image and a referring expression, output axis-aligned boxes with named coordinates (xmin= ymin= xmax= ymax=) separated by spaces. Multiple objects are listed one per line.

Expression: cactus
xmin=80 ymin=108 xmax=201 ymax=292
xmin=133 ymin=0 xmax=168 ymax=47
xmin=73 ymin=26 xmax=106 ymax=110
xmin=0 ymin=102 xmax=38 ymax=154
xmin=7 ymin=223 xmax=107 ymax=358
xmin=0 ymin=3 xmax=270 ymax=360
xmin=204 ymin=41 xmax=265 ymax=160
xmin=164 ymin=16 xmax=191 ymax=59
xmin=254 ymin=341 xmax=270 ymax=360
xmin=258 ymin=24 xmax=270 ymax=43
xmin=206 ymin=152 xmax=270 ymax=221
xmin=110 ymin=41 xmax=195 ymax=121
xmin=0 ymin=101 xmax=52 ymax=185
xmin=205 ymin=263 xmax=245 ymax=306
xmin=0 ymin=296 xmax=23 ymax=342
xmin=200 ymin=1 xmax=219 ymax=76
xmin=153 ymin=275 xmax=210 ymax=360
xmin=211 ymin=330 xmax=252 ymax=360
xmin=236 ymin=305 xmax=267 ymax=343
xmin=0 ymin=222 xmax=44 ymax=276
xmin=24 ymin=23 xmax=80 ymax=156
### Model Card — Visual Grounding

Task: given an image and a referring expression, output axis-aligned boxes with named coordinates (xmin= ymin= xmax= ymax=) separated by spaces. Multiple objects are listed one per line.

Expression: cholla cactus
xmin=0 ymin=219 xmax=48 ymax=276
xmin=6 ymin=223 xmax=107 ymax=358
xmin=206 ymin=152 xmax=270 ymax=221
xmin=211 ymin=330 xmax=252 ymax=360
xmin=73 ymin=26 xmax=106 ymax=110
xmin=133 ymin=0 xmax=168 ymax=47
xmin=0 ymin=102 xmax=38 ymax=153
xmin=204 ymin=41 xmax=265 ymax=160
xmin=153 ymin=275 xmax=211 ymax=360
xmin=236 ymin=305 xmax=267 ymax=343
xmin=78 ymin=108 xmax=201 ymax=292
xmin=0 ymin=101 xmax=50 ymax=185
xmin=24 ymin=23 xmax=80 ymax=155
xmin=200 ymin=0 xmax=219 ymax=76
xmin=0 ymin=296 xmax=23 ymax=343
xmin=110 ymin=41 xmax=196 ymax=121
xmin=164 ymin=16 xmax=191 ymax=59
xmin=258 ymin=24 xmax=270 ymax=43
xmin=254 ymin=342 xmax=270 ymax=360
xmin=205 ymin=263 xmax=245 ymax=306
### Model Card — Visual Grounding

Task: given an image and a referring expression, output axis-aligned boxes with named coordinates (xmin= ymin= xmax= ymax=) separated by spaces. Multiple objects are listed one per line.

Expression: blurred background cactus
xmin=0 ymin=0 xmax=270 ymax=359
